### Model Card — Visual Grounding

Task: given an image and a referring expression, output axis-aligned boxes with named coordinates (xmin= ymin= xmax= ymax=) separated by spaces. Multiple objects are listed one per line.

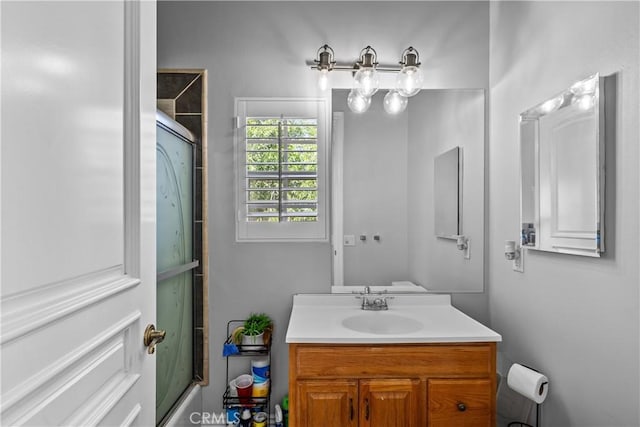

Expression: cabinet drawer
xmin=427 ymin=379 xmax=493 ymax=427
xmin=291 ymin=344 xmax=494 ymax=378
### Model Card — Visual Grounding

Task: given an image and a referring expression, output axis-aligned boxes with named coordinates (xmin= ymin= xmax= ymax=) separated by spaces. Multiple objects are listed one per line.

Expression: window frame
xmin=234 ymin=97 xmax=329 ymax=242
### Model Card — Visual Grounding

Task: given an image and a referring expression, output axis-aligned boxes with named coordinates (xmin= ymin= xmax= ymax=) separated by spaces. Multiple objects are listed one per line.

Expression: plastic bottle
xmin=274 ymin=404 xmax=283 ymax=427
xmin=239 ymin=408 xmax=251 ymax=427
xmin=281 ymin=396 xmax=289 ymax=427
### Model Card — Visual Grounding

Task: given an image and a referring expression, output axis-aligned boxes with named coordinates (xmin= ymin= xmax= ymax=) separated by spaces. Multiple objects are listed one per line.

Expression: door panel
xmin=1 ymin=0 xmax=125 ymax=295
xmin=360 ymin=379 xmax=421 ymax=427
xmin=1 ymin=1 xmax=157 ymax=425
xmin=296 ymin=380 xmax=358 ymax=427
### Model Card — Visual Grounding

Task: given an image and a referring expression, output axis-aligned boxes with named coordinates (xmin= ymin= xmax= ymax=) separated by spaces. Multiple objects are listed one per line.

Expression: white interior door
xmin=1 ymin=1 xmax=157 ymax=425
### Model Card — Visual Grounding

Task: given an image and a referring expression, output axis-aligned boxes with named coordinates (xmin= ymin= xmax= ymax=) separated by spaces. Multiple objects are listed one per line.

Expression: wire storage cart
xmin=223 ymin=320 xmax=271 ymax=425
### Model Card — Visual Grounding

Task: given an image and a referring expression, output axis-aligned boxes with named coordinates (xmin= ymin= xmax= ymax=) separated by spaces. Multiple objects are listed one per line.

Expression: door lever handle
xmin=144 ymin=324 xmax=166 ymax=354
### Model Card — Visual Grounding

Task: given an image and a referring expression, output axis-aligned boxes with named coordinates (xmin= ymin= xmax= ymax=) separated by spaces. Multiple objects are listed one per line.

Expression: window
xmin=235 ymin=98 xmax=329 ymax=241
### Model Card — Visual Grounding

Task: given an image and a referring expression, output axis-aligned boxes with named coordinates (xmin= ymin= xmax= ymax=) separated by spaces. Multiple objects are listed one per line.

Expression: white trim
xmin=120 ymin=404 xmax=142 ymax=427
xmin=0 ymin=267 xmax=140 ymax=344
xmin=65 ymin=372 xmax=141 ymax=427
xmin=5 ymin=336 xmax=138 ymax=426
xmin=234 ymin=97 xmax=330 ymax=242
xmin=124 ymin=0 xmax=141 ymax=278
xmin=1 ymin=311 xmax=141 ymax=411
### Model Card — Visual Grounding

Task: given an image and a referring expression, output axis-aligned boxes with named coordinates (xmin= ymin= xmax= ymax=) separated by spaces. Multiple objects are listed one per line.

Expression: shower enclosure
xmin=155 ymin=111 xmax=199 ymax=423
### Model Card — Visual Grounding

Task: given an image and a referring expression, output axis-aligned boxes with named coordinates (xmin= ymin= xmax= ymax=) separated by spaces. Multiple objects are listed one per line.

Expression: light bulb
xmin=539 ymin=96 xmax=563 ymax=114
xmin=396 ymin=66 xmax=424 ymax=97
xmin=318 ymin=69 xmax=329 ymax=91
xmin=572 ymin=94 xmax=595 ymax=111
xmin=354 ymin=68 xmax=379 ymax=97
xmin=383 ymin=90 xmax=408 ymax=114
xmin=570 ymin=77 xmax=597 ymax=96
xmin=347 ymin=89 xmax=371 ymax=113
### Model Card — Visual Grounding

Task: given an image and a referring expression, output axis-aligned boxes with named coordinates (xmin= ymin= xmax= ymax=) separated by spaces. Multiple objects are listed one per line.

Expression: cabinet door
xmin=296 ymin=380 xmax=358 ymax=427
xmin=360 ymin=379 xmax=421 ymax=427
xmin=427 ymin=379 xmax=493 ymax=427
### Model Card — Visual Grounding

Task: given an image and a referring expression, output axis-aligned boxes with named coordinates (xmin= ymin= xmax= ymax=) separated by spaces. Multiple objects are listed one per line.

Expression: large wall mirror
xmin=519 ymin=73 xmax=614 ymax=257
xmin=331 ymin=89 xmax=485 ymax=292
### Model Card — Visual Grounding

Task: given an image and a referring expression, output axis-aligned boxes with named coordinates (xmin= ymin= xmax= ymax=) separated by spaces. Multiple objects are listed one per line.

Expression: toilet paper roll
xmin=507 ymin=363 xmax=549 ymax=404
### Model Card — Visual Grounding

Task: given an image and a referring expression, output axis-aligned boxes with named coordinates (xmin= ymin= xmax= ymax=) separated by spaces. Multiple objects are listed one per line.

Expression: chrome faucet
xmin=357 ymin=287 xmax=393 ymax=310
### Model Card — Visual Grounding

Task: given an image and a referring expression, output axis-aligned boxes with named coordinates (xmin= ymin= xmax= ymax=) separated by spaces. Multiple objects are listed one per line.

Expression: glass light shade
xmin=318 ymin=69 xmax=329 ymax=91
xmin=396 ymin=66 xmax=424 ymax=97
xmin=347 ymin=89 xmax=371 ymax=113
xmin=570 ymin=77 xmax=597 ymax=96
xmin=383 ymin=90 xmax=408 ymax=114
xmin=571 ymin=94 xmax=595 ymax=111
xmin=538 ymin=95 xmax=563 ymax=114
xmin=354 ymin=68 xmax=379 ymax=97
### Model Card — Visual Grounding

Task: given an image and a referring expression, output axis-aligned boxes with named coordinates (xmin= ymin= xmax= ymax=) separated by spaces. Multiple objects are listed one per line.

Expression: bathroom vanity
xmin=286 ymin=294 xmax=501 ymax=426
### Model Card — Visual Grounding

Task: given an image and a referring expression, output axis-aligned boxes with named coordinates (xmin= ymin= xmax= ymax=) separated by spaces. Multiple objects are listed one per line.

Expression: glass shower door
xmin=156 ymin=115 xmax=198 ymax=423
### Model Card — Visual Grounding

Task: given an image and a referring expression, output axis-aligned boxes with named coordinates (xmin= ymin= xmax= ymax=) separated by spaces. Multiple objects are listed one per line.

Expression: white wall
xmin=489 ymin=2 xmax=639 ymax=426
xmin=158 ymin=0 xmax=490 ymax=413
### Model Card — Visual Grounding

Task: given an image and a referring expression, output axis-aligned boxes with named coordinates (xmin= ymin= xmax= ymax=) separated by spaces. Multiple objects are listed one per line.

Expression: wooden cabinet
xmin=360 ymin=379 xmax=420 ymax=427
xmin=296 ymin=378 xmax=419 ymax=427
xmin=289 ymin=343 xmax=496 ymax=427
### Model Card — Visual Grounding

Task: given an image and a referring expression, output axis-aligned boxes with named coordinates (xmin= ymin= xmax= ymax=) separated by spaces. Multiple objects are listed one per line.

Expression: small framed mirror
xmin=519 ymin=73 xmax=613 ymax=257
xmin=434 ymin=146 xmax=461 ymax=239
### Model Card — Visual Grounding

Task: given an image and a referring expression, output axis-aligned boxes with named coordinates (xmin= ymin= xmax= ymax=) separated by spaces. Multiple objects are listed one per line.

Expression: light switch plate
xmin=343 ymin=235 xmax=355 ymax=246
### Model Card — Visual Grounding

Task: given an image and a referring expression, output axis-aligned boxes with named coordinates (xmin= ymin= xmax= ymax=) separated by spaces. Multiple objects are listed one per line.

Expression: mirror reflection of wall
xmin=332 ymin=89 xmax=485 ymax=292
xmin=434 ymin=146 xmax=461 ymax=239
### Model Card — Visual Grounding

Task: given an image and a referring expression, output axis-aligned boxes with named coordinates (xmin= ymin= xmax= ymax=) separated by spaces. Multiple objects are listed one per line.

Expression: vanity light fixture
xmin=310 ymin=44 xmax=424 ymax=114
xmin=353 ymin=46 xmax=380 ymax=98
xmin=396 ymin=47 xmax=424 ymax=98
xmin=314 ymin=44 xmax=336 ymax=92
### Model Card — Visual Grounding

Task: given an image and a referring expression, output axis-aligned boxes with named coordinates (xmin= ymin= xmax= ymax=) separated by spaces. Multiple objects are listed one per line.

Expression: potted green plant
xmin=241 ymin=313 xmax=272 ymax=349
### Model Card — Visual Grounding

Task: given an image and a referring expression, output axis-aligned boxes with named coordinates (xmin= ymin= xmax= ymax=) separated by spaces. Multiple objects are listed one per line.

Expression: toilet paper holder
xmin=507 ymin=363 xmax=548 ymax=427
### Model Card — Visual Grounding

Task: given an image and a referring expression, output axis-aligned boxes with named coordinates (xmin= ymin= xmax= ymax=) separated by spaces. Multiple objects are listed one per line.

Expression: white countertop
xmin=285 ymin=293 xmax=502 ymax=344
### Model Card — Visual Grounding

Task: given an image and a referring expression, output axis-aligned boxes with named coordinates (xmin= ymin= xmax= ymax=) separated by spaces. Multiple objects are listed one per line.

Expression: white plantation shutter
xmin=235 ymin=98 xmax=329 ymax=241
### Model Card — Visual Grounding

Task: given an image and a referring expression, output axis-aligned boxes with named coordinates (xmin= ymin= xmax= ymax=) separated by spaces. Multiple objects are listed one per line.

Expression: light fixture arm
xmin=309 ymin=44 xmax=413 ymax=73
xmin=400 ymin=46 xmax=421 ymax=68
xmin=314 ymin=44 xmax=336 ymax=71
xmin=357 ymin=46 xmax=379 ymax=69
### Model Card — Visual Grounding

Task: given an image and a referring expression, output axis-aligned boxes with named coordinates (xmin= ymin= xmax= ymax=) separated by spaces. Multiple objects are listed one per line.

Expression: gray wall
xmin=158 ymin=0 xmax=490 ymax=412
xmin=489 ymin=2 xmax=639 ymax=426
xmin=334 ymin=90 xmax=410 ymax=286
xmin=407 ymin=90 xmax=485 ymax=296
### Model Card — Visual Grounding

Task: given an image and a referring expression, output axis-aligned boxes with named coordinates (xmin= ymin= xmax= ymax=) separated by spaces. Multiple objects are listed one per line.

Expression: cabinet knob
xmin=457 ymin=402 xmax=467 ymax=412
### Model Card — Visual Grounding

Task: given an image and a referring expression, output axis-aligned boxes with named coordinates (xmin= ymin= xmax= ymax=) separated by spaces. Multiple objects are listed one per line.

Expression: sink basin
xmin=341 ymin=313 xmax=423 ymax=335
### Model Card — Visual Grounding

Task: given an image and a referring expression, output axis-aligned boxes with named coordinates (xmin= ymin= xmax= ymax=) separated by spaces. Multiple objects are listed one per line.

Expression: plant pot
xmin=241 ymin=332 xmax=264 ymax=350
